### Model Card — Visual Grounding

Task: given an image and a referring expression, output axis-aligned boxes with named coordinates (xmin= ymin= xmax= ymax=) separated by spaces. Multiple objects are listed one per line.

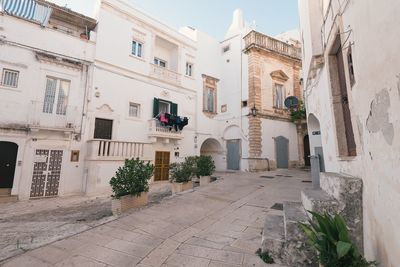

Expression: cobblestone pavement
xmin=1 ymin=169 xmax=311 ymax=267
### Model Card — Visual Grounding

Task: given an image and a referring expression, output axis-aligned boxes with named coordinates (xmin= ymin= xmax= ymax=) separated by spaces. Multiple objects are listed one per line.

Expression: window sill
xmin=129 ymin=54 xmax=146 ymax=62
xmin=0 ymin=85 xmax=22 ymax=92
xmin=184 ymin=75 xmax=195 ymax=80
xmin=125 ymin=116 xmax=143 ymax=122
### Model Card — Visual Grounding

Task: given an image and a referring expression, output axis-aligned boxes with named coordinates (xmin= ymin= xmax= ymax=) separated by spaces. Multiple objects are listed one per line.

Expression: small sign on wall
xmin=70 ymin=150 xmax=80 ymax=162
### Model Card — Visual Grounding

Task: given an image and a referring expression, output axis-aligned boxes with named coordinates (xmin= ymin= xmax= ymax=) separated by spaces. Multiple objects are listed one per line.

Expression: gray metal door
xmin=227 ymin=140 xmax=240 ymax=170
xmin=315 ymin=147 xmax=325 ymax=172
xmin=275 ymin=136 xmax=289 ymax=168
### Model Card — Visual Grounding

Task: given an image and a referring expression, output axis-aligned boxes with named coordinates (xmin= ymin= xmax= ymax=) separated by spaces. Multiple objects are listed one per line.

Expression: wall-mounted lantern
xmin=250 ymin=105 xmax=258 ymax=117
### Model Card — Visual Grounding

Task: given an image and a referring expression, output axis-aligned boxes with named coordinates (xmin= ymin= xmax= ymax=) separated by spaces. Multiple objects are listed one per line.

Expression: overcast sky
xmin=47 ymin=0 xmax=299 ymax=40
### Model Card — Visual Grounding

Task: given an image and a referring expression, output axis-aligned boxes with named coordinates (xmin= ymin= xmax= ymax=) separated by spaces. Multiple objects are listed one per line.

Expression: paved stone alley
xmin=1 ymin=170 xmax=311 ymax=267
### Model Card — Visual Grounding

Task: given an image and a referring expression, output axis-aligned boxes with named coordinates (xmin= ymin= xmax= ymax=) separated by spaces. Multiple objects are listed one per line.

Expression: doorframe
xmin=226 ymin=139 xmax=241 ymax=171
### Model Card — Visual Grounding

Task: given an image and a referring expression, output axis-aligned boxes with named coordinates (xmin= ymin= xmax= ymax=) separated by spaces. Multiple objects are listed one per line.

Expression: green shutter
xmin=153 ymin=98 xmax=159 ymax=117
xmin=171 ymin=102 xmax=178 ymax=116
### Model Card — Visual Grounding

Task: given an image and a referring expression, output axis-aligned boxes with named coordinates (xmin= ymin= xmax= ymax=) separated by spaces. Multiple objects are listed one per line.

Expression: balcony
xmin=149 ymin=63 xmax=181 ymax=85
xmin=244 ymin=31 xmax=301 ymax=60
xmin=87 ymin=139 xmax=146 ymax=160
xmin=148 ymin=119 xmax=183 ymax=142
xmin=28 ymin=101 xmax=79 ymax=132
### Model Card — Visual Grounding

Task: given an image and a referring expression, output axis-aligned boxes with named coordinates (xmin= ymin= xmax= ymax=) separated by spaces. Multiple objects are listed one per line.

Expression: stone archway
xmin=200 ymin=138 xmax=224 ymax=171
xmin=308 ymin=113 xmax=325 ymax=171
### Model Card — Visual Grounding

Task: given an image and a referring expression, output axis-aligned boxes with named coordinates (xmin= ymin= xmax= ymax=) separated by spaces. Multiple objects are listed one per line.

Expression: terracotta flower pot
xmin=200 ymin=175 xmax=211 ymax=186
xmin=111 ymin=192 xmax=148 ymax=215
xmin=171 ymin=181 xmax=193 ymax=194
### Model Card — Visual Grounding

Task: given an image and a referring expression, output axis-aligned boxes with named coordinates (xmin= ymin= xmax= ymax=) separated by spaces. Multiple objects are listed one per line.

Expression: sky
xmin=47 ymin=0 xmax=299 ymax=40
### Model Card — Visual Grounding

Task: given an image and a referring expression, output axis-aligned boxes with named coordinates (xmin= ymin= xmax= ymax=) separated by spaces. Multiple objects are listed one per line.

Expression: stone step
xmin=0 ymin=195 xmax=18 ymax=204
xmin=282 ymin=202 xmax=317 ymax=267
xmin=0 ymin=188 xmax=12 ymax=196
xmin=320 ymin=172 xmax=362 ymax=200
xmin=301 ymin=188 xmax=340 ymax=218
xmin=261 ymin=214 xmax=285 ymax=262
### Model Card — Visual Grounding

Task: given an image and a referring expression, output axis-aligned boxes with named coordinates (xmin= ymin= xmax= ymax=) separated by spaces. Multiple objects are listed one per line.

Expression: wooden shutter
xmin=153 ymin=98 xmax=159 ymax=117
xmin=171 ymin=102 xmax=178 ymax=116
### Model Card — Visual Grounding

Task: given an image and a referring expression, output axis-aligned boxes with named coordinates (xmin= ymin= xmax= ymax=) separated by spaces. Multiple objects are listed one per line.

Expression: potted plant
xmin=109 ymin=158 xmax=154 ymax=215
xmin=196 ymin=155 xmax=216 ymax=186
xmin=169 ymin=161 xmax=193 ymax=193
xmin=300 ymin=211 xmax=377 ymax=267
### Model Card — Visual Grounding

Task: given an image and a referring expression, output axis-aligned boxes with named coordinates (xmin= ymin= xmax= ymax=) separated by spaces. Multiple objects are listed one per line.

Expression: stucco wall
xmin=299 ymin=0 xmax=400 ymax=265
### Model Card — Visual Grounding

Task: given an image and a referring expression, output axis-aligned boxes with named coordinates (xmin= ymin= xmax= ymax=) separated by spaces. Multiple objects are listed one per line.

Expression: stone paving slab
xmin=1 ymin=169 xmax=310 ymax=266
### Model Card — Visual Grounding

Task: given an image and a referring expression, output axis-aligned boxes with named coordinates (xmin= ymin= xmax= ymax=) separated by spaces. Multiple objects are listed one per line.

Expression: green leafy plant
xmin=300 ymin=211 xmax=377 ymax=267
xmin=196 ymin=155 xmax=216 ymax=177
xmin=255 ymin=248 xmax=274 ymax=264
xmin=109 ymin=158 xmax=154 ymax=199
xmin=290 ymin=101 xmax=306 ymax=122
xmin=169 ymin=161 xmax=193 ymax=183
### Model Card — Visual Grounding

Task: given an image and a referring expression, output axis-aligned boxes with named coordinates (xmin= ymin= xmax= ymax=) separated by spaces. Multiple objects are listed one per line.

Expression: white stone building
xmin=0 ymin=0 xmax=96 ymax=200
xmin=0 ymin=0 xmax=305 ymax=200
xmin=299 ymin=0 xmax=400 ymax=265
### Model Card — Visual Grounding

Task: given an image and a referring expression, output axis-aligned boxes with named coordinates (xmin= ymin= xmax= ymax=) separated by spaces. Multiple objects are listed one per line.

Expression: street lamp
xmin=250 ymin=105 xmax=257 ymax=117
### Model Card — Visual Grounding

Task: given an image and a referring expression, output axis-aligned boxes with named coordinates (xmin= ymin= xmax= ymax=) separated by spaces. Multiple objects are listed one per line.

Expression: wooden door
xmin=154 ymin=151 xmax=170 ymax=181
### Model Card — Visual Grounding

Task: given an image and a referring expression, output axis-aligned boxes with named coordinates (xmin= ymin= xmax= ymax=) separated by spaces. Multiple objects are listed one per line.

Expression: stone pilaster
xmin=248 ymin=50 xmax=262 ymax=158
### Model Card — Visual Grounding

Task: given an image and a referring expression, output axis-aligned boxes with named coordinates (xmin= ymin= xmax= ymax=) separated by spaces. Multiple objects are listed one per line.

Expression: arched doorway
xmin=275 ymin=136 xmax=289 ymax=168
xmin=0 ymin=142 xmax=18 ymax=190
xmin=308 ymin=114 xmax=325 ymax=171
xmin=304 ymin=135 xmax=310 ymax=166
xmin=200 ymin=138 xmax=223 ymax=171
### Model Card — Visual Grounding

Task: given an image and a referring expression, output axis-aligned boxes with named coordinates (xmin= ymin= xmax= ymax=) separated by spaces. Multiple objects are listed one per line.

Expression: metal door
xmin=275 ymin=136 xmax=289 ymax=169
xmin=227 ymin=139 xmax=240 ymax=170
xmin=30 ymin=149 xmax=63 ymax=198
xmin=154 ymin=151 xmax=170 ymax=181
xmin=315 ymin=147 xmax=325 ymax=172
xmin=0 ymin=142 xmax=18 ymax=189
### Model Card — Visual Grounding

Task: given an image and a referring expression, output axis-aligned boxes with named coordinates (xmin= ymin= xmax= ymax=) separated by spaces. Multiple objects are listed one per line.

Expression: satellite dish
xmin=284 ymin=96 xmax=299 ymax=109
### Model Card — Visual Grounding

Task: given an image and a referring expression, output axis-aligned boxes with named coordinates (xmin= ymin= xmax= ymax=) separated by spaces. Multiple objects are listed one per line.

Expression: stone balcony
xmin=149 ymin=64 xmax=181 ymax=85
xmin=28 ymin=101 xmax=79 ymax=132
xmin=148 ymin=119 xmax=183 ymax=143
xmin=244 ymin=30 xmax=301 ymax=60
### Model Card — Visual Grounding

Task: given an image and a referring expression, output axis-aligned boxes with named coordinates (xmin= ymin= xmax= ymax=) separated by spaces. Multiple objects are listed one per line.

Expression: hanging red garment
xmin=160 ymin=113 xmax=168 ymax=124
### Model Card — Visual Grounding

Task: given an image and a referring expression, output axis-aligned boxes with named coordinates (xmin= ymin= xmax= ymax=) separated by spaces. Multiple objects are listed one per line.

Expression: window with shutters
xmin=204 ymin=87 xmax=216 ymax=113
xmin=152 ymin=98 xmax=178 ymax=117
xmin=1 ymin=69 xmax=19 ymax=88
xmin=42 ymin=77 xmax=70 ymax=115
xmin=154 ymin=57 xmax=167 ymax=68
xmin=274 ymin=84 xmax=285 ymax=109
xmin=185 ymin=62 xmax=193 ymax=77
xmin=202 ymin=74 xmax=219 ymax=115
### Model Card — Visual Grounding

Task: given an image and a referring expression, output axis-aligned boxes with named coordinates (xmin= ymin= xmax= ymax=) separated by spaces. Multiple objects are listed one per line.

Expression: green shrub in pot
xmin=196 ymin=155 xmax=216 ymax=177
xmin=109 ymin=158 xmax=154 ymax=199
xmin=169 ymin=161 xmax=193 ymax=183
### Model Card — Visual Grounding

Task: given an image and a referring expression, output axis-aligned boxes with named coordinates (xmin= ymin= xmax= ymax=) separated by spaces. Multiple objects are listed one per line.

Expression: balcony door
xmin=94 ymin=118 xmax=113 ymax=140
xmin=154 ymin=151 xmax=170 ymax=181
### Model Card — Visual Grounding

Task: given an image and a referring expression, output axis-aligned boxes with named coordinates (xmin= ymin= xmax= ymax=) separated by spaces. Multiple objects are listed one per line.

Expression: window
xmin=241 ymin=100 xmax=248 ymax=108
xmin=129 ymin=102 xmax=140 ymax=117
xmin=154 ymin=58 xmax=167 ymax=68
xmin=274 ymin=84 xmax=285 ymax=109
xmin=152 ymin=98 xmax=178 ymax=117
xmin=94 ymin=118 xmax=113 ymax=139
xmin=159 ymin=100 xmax=170 ymax=114
xmin=42 ymin=77 xmax=70 ymax=115
xmin=131 ymin=40 xmax=143 ymax=57
xmin=1 ymin=69 xmax=19 ymax=88
xmin=204 ymin=87 xmax=216 ymax=113
xmin=186 ymin=62 xmax=193 ymax=77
